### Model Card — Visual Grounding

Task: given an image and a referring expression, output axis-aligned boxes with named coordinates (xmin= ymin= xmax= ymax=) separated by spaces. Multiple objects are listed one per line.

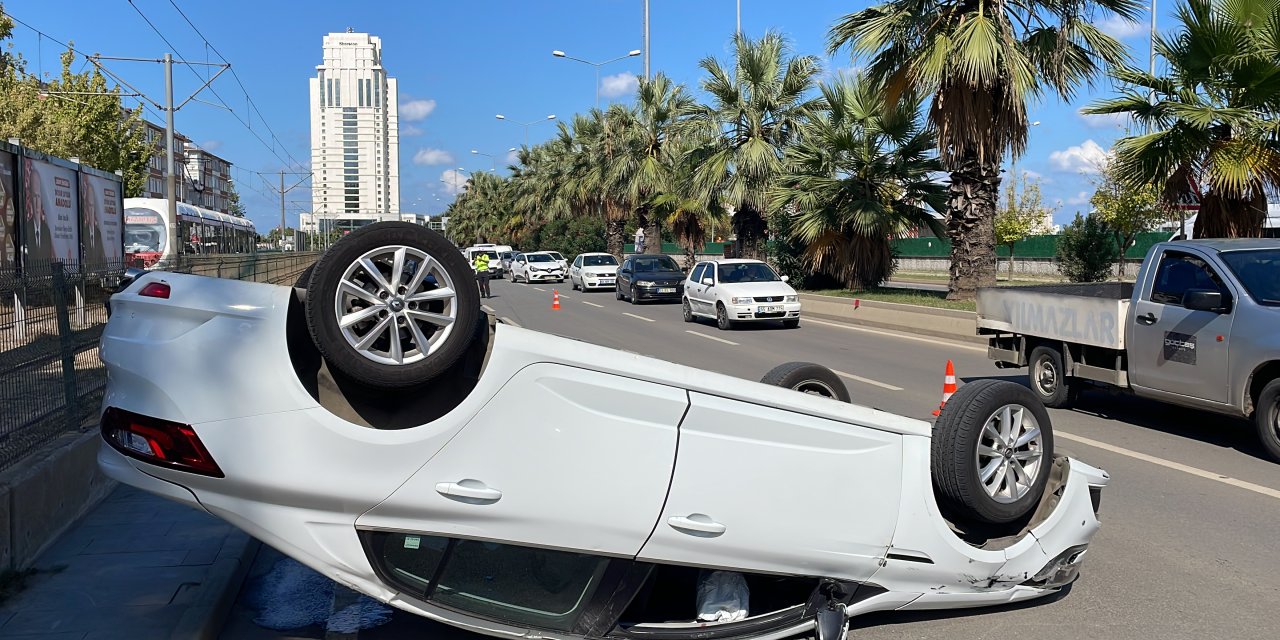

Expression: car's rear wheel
xmin=1028 ymin=345 xmax=1072 ymax=408
xmin=760 ymin=362 xmax=851 ymax=403
xmin=615 ymin=284 xmax=624 ymax=300
xmin=932 ymin=379 xmax=1054 ymax=525
xmin=682 ymin=298 xmax=694 ymax=323
xmin=305 ymin=222 xmax=480 ymax=388
xmin=1254 ymin=378 xmax=1280 ymax=463
xmin=294 ymin=263 xmax=315 ymax=290
xmin=716 ymin=303 xmax=733 ymax=330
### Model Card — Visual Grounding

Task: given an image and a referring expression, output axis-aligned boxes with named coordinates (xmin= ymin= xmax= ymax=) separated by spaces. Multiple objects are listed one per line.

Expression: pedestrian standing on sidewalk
xmin=634 ymin=227 xmax=646 ymax=254
xmin=473 ymin=252 xmax=492 ymax=298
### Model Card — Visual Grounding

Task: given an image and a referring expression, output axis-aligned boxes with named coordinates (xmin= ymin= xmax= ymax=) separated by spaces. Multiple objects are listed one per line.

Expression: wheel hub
xmin=975 ymin=404 xmax=1045 ymax=504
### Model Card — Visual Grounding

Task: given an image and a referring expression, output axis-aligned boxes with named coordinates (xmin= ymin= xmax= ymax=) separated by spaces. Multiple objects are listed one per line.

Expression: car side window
xmin=1150 ymin=251 xmax=1228 ymax=306
xmin=621 ymin=258 xmax=631 ymax=272
xmin=689 ymin=264 xmax=705 ymax=282
xmin=574 ymin=256 xmax=582 ymax=268
xmin=368 ymin=532 xmax=611 ymax=633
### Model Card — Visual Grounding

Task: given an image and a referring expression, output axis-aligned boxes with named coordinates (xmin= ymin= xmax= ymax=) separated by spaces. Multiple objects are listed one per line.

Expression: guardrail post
xmin=51 ymin=262 xmax=80 ymax=433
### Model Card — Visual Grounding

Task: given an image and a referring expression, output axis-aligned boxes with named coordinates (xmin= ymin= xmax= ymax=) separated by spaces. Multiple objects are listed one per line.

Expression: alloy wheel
xmin=975 ymin=404 xmax=1046 ymax=504
xmin=333 ymin=245 xmax=457 ymax=366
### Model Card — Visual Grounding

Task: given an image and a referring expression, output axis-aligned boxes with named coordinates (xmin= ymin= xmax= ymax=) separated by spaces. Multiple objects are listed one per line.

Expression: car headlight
xmin=731 ymin=296 xmax=753 ymax=305
xmin=637 ymin=280 xmax=655 ymax=287
xmin=785 ymin=295 xmax=798 ymax=303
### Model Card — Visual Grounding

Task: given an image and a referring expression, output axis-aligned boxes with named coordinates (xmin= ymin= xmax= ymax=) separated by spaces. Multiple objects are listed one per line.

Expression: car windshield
xmin=717 ymin=262 xmax=780 ymax=283
xmin=475 ymin=251 xmax=499 ymax=260
xmin=1219 ymin=249 xmax=1280 ymax=305
xmin=583 ymin=255 xmax=618 ymax=267
xmin=527 ymin=253 xmax=554 ymax=263
xmin=549 ymin=252 xmax=565 ymax=260
xmin=633 ymin=256 xmax=680 ymax=272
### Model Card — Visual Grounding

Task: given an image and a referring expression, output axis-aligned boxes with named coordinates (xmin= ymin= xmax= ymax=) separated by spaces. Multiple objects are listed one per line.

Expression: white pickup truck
xmin=977 ymin=239 xmax=1280 ymax=462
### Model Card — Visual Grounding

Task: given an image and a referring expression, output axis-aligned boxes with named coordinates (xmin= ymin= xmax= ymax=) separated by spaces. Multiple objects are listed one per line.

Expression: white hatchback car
xmin=97 ymin=222 xmax=1107 ymax=640
xmin=510 ymin=251 xmax=565 ymax=283
xmin=569 ymin=252 xmax=620 ymax=291
xmin=684 ymin=259 xmax=802 ymax=330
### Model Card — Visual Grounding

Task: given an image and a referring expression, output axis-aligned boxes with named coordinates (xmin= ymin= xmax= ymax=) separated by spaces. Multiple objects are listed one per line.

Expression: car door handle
xmin=668 ymin=514 xmax=726 ymax=536
xmin=1136 ymin=312 xmax=1157 ymax=325
xmin=435 ymin=481 xmax=502 ymax=502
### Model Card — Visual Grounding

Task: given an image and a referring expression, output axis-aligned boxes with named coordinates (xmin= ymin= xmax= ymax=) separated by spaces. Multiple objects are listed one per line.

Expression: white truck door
xmin=1129 ymin=248 xmax=1236 ymax=403
xmin=637 ymin=392 xmax=902 ymax=582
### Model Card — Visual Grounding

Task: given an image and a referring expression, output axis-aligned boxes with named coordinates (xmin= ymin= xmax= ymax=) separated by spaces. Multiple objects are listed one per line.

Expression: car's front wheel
xmin=682 ymin=298 xmax=694 ymax=323
xmin=1254 ymin=378 xmax=1280 ymax=463
xmin=932 ymin=379 xmax=1054 ymax=525
xmin=630 ymin=285 xmax=640 ymax=305
xmin=781 ymin=318 xmax=799 ymax=329
xmin=716 ymin=303 xmax=733 ymax=330
xmin=304 ymin=222 xmax=480 ymax=388
xmin=760 ymin=362 xmax=851 ymax=403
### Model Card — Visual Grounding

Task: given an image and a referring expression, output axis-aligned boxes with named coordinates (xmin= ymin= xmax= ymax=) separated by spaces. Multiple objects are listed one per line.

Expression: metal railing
xmin=0 ymin=251 xmax=320 ymax=471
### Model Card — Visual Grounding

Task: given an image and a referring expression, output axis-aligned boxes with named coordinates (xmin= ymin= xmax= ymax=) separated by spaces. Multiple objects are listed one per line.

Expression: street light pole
xmin=551 ymin=50 xmax=642 ymax=109
xmin=496 ymin=114 xmax=556 ymax=148
xmin=164 ymin=53 xmax=178 ymax=264
xmin=470 ymin=149 xmax=496 ymax=171
xmin=643 ymin=0 xmax=650 ymax=80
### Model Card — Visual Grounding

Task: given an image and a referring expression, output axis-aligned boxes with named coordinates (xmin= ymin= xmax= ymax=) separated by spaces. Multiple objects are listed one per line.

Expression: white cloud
xmin=1049 ymin=139 xmax=1109 ymax=174
xmin=413 ymin=148 xmax=455 ymax=166
xmin=400 ymin=98 xmax=437 ymax=122
xmin=1078 ymin=109 xmax=1131 ymax=130
xmin=401 ymin=124 xmax=425 ymax=136
xmin=600 ymin=72 xmax=639 ymax=99
xmin=1066 ymin=191 xmax=1091 ymax=206
xmin=439 ymin=169 xmax=468 ymax=196
xmin=1097 ymin=16 xmax=1146 ymax=39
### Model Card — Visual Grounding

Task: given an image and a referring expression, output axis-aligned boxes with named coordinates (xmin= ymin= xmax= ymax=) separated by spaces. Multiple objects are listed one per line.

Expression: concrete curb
xmin=798 ymin=292 xmax=984 ymax=344
xmin=171 ymin=531 xmax=262 ymax=640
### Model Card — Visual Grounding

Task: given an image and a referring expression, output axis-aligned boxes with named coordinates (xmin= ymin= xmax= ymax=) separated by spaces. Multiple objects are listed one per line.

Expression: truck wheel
xmin=761 ymin=362 xmax=851 ymax=403
xmin=1255 ymin=379 xmax=1280 ymax=463
xmin=932 ymin=379 xmax=1054 ymax=525
xmin=305 ymin=222 xmax=480 ymax=388
xmin=1028 ymin=346 xmax=1072 ymax=408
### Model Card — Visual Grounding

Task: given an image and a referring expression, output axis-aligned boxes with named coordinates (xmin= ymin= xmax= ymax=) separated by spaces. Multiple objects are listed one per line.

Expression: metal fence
xmin=0 ymin=251 xmax=320 ymax=471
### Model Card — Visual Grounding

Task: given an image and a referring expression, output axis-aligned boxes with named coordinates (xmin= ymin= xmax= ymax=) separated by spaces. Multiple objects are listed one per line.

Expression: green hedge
xmin=894 ymin=231 xmax=1170 ymax=259
xmin=625 ymin=242 xmax=727 ymax=254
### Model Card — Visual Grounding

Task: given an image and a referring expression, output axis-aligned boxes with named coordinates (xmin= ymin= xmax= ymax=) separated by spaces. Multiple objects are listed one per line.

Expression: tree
xmin=995 ymin=174 xmax=1053 ymax=279
xmin=227 ymin=182 xmax=246 ymax=217
xmin=681 ymin=32 xmax=822 ymax=261
xmin=1084 ymin=0 xmax=1280 ymax=239
xmin=1091 ymin=157 xmax=1170 ymax=277
xmin=0 ymin=38 xmax=152 ymax=195
xmin=617 ymin=73 xmax=694 ymax=250
xmin=1056 ymin=213 xmax=1115 ymax=282
xmin=652 ymin=132 xmax=728 ymax=270
xmin=829 ymin=0 xmax=1143 ymax=299
xmin=770 ymin=74 xmax=946 ymax=289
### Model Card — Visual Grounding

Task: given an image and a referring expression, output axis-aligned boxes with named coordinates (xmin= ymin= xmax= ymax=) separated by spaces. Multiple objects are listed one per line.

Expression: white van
xmin=464 ymin=245 xmax=507 ymax=278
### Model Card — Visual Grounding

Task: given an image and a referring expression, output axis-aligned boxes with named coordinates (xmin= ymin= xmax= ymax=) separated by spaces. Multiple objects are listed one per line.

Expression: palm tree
xmin=681 ymin=32 xmax=823 ymax=261
xmin=829 ymin=0 xmax=1143 ymax=299
xmin=615 ymin=73 xmax=695 ymax=252
xmin=771 ymin=75 xmax=946 ymax=289
xmin=653 ymin=132 xmax=729 ymax=269
xmin=1085 ymin=0 xmax=1280 ymax=238
xmin=579 ymin=105 xmax=638 ymax=258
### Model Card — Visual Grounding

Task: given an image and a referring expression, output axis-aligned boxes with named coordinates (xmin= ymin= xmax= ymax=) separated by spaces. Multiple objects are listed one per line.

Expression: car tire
xmin=1254 ymin=378 xmax=1280 ymax=463
xmin=682 ymin=298 xmax=695 ymax=322
xmin=782 ymin=318 xmax=799 ymax=329
xmin=716 ymin=303 xmax=734 ymax=330
xmin=615 ymin=284 xmax=624 ymax=300
xmin=294 ymin=263 xmax=315 ymax=290
xmin=630 ymin=285 xmax=640 ymax=305
xmin=760 ymin=362 xmax=851 ymax=403
xmin=932 ymin=379 xmax=1055 ymax=525
xmin=1028 ymin=345 xmax=1072 ymax=408
xmin=304 ymin=222 xmax=480 ymax=389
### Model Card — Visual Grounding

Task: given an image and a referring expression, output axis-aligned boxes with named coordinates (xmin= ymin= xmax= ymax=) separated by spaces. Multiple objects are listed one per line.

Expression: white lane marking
xmin=581 ymin=301 xmax=604 ymax=308
xmin=499 ymin=317 xmax=521 ymax=328
xmin=685 ymin=330 xmax=739 ymax=346
xmin=802 ymin=317 xmax=986 ymax=353
xmin=832 ymin=370 xmax=904 ymax=391
xmin=1057 ymin=431 xmax=1280 ymax=501
xmin=623 ymin=312 xmax=655 ymax=322
xmin=532 ymin=287 xmax=547 ymax=292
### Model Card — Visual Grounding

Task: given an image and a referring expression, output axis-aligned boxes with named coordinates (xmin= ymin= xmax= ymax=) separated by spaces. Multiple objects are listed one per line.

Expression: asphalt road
xmin=227 ymin=276 xmax=1280 ymax=640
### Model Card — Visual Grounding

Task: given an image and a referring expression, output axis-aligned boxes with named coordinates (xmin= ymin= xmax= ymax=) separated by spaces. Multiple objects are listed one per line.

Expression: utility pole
xmin=255 ymin=170 xmax=312 ymax=250
xmin=643 ymin=0 xmax=650 ymax=80
xmin=280 ymin=170 xmax=286 ymax=247
xmin=164 ymin=54 xmax=179 ymax=266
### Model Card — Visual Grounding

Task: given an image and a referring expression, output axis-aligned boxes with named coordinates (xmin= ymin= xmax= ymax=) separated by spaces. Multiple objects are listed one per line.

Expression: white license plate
xmin=658 ymin=287 xmax=676 ymax=293
xmin=758 ymin=305 xmax=780 ymax=313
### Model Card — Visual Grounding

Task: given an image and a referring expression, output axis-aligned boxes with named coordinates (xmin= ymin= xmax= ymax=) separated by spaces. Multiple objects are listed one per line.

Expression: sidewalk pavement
xmin=0 ymin=484 xmax=258 ymax=640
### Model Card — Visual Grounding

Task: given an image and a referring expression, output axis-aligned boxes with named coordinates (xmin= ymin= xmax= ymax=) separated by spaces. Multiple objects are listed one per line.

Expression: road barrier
xmin=933 ymin=360 xmax=957 ymax=417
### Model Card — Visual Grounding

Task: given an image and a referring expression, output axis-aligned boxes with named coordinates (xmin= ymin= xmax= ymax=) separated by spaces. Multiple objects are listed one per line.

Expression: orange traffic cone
xmin=552 ymin=290 xmax=561 ymax=311
xmin=932 ymin=360 xmax=957 ymax=417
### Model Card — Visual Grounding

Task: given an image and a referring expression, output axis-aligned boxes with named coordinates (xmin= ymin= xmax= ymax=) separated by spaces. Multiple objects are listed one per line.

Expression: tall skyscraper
xmin=309 ymin=31 xmax=400 ymax=232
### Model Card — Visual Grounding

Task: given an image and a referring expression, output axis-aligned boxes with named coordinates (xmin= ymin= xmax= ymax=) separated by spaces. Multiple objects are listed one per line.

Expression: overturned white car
xmin=98 ymin=223 xmax=1108 ymax=640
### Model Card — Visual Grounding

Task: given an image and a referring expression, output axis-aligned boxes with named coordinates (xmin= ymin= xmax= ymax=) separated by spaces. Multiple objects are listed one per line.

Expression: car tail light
xmin=101 ymin=407 xmax=224 ymax=477
xmin=139 ymin=281 xmax=171 ymax=299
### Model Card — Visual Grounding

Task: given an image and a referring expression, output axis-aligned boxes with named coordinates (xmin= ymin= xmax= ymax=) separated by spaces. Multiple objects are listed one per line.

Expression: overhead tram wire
xmin=124 ymin=0 xmax=309 ymax=173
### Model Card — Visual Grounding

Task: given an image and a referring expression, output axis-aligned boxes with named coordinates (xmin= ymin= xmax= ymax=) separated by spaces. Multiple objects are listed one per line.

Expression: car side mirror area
xmin=701 ymin=277 xmax=714 ymax=286
xmin=1183 ymin=288 xmax=1229 ymax=313
xmin=781 ymin=275 xmax=790 ymax=282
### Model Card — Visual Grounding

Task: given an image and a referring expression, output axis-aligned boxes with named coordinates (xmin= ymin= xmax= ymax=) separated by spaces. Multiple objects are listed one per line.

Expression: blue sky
xmin=5 ymin=0 xmax=1169 ymax=233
